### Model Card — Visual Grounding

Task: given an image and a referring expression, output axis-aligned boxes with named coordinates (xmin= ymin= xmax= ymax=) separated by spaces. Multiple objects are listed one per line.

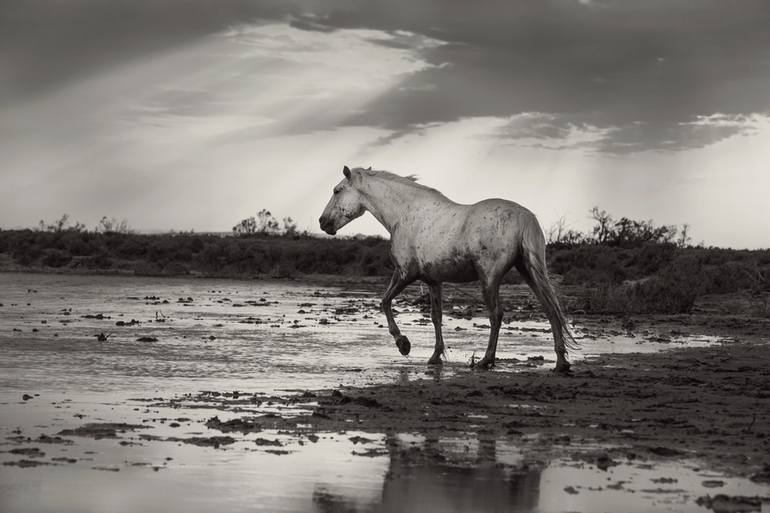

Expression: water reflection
xmin=312 ymin=433 xmax=541 ymax=513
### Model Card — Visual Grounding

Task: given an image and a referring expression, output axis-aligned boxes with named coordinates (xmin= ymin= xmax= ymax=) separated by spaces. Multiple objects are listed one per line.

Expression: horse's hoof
xmin=554 ymin=361 xmax=572 ymax=375
xmin=395 ymin=335 xmax=411 ymax=356
xmin=427 ymin=354 xmax=443 ymax=366
xmin=474 ymin=357 xmax=494 ymax=370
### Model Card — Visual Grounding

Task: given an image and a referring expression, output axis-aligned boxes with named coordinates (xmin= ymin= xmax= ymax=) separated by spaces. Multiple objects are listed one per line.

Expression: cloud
xmin=301 ymin=0 xmax=770 ymax=153
xmin=3 ymin=0 xmax=770 ymax=155
xmin=494 ymin=112 xmax=765 ymax=154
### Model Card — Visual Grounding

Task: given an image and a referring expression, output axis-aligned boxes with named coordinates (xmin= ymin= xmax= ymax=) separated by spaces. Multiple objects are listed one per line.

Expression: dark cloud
xmin=3 ymin=0 xmax=769 ymax=152
xmin=302 ymin=0 xmax=770 ymax=152
xmin=0 ymin=0 xmax=305 ymax=103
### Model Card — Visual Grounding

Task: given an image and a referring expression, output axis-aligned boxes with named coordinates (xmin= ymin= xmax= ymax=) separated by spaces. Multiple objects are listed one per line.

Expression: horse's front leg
xmin=427 ymin=283 xmax=444 ymax=365
xmin=381 ymin=271 xmax=414 ymax=355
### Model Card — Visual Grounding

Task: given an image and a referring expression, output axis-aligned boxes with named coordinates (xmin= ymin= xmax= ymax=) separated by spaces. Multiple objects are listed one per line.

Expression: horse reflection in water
xmin=319 ymin=166 xmax=577 ymax=372
xmin=312 ymin=433 xmax=541 ymax=513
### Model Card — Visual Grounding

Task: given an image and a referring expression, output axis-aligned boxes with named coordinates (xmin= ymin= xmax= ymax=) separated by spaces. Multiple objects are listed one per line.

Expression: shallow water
xmin=1 ymin=272 xmax=765 ymax=513
xmin=0 ymin=272 xmax=717 ymax=395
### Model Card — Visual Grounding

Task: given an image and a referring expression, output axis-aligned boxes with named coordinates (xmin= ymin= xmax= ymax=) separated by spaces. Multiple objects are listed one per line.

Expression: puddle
xmin=2 ymin=399 xmax=768 ymax=513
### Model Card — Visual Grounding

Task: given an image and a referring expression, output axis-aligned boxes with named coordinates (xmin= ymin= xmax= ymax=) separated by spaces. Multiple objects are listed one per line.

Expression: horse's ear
xmin=343 ymin=166 xmax=351 ymax=179
xmin=366 ymin=166 xmax=372 ymax=171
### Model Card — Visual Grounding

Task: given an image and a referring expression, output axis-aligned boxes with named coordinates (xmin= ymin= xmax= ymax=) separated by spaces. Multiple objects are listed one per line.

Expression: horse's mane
xmin=359 ymin=168 xmax=444 ymax=197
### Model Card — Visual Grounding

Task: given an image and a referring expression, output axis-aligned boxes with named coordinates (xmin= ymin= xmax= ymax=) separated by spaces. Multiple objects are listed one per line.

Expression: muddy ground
xmin=188 ymin=338 xmax=770 ymax=483
xmin=3 ymin=272 xmax=770 ymax=511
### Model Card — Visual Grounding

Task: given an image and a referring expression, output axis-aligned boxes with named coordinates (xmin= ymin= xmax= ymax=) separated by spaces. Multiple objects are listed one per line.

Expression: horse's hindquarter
xmin=465 ymin=199 xmax=536 ymax=268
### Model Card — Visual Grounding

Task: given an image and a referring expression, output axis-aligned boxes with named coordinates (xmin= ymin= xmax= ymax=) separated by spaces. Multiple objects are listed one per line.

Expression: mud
xmin=197 ymin=340 xmax=770 ymax=479
xmin=57 ymin=423 xmax=150 ymax=439
xmin=2 ymin=272 xmax=770 ymax=512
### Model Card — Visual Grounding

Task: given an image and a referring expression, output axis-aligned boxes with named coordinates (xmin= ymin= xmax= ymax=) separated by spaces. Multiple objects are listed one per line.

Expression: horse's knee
xmin=489 ymin=307 xmax=503 ymax=325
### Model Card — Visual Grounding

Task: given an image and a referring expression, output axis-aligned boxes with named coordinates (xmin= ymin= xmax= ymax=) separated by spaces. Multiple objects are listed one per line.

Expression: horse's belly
xmin=417 ymin=252 xmax=478 ymax=283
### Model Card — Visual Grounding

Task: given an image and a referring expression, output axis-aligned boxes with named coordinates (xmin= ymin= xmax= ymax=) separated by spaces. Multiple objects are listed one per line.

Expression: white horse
xmin=319 ymin=166 xmax=576 ymax=373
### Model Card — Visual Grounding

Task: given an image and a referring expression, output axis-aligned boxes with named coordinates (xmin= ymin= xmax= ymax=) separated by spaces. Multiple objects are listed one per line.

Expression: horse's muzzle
xmin=319 ymin=216 xmax=337 ymax=236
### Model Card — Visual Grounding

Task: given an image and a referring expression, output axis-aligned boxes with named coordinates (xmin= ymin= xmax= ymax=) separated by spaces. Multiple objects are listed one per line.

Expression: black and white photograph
xmin=1 ymin=1 xmax=769 ymax=512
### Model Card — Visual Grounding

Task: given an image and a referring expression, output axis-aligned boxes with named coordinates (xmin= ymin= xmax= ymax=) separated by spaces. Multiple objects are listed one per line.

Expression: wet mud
xmin=1 ymin=272 xmax=770 ymax=512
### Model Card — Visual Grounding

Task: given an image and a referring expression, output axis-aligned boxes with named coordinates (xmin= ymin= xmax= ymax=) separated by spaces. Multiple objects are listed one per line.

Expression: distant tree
xmin=589 ymin=207 xmax=613 ymax=244
xmin=232 ymin=209 xmax=281 ymax=237
xmin=255 ymin=209 xmax=279 ymax=234
xmin=546 ymin=216 xmax=568 ymax=244
xmin=282 ymin=217 xmax=298 ymax=237
xmin=232 ymin=216 xmax=257 ymax=236
xmin=677 ymin=224 xmax=691 ymax=248
xmin=546 ymin=216 xmax=586 ymax=246
xmin=38 ymin=214 xmax=85 ymax=233
xmin=608 ymin=217 xmax=678 ymax=247
xmin=96 ymin=216 xmax=133 ymax=234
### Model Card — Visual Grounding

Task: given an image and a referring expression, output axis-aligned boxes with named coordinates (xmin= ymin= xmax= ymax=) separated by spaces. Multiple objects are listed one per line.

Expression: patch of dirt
xmin=165 ymin=436 xmax=236 ymax=448
xmin=57 ymin=423 xmax=150 ymax=439
xmin=7 ymin=447 xmax=45 ymax=458
xmin=696 ymin=494 xmax=764 ymax=513
xmin=3 ymin=459 xmax=55 ymax=468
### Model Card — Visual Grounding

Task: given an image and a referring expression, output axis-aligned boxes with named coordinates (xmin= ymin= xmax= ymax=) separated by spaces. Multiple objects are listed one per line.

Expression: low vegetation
xmin=1 ymin=210 xmax=767 ymax=316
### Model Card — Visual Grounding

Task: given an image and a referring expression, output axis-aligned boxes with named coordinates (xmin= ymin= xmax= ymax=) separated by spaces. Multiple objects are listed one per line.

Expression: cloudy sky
xmin=1 ymin=0 xmax=769 ymax=248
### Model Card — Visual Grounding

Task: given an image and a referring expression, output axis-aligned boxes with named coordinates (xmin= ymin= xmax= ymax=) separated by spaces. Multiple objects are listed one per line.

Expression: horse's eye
xmin=333 ymin=188 xmax=341 ymax=195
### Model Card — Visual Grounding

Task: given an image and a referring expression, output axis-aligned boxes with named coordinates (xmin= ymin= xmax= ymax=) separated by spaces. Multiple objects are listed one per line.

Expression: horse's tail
xmin=516 ymin=219 xmax=579 ymax=353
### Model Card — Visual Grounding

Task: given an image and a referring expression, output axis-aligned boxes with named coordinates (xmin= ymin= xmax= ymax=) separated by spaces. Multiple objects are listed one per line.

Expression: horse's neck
xmin=359 ymin=179 xmax=441 ymax=234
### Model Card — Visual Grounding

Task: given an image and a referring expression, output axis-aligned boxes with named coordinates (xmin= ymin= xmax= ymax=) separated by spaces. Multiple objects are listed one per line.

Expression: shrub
xmin=41 ymin=248 xmax=72 ymax=268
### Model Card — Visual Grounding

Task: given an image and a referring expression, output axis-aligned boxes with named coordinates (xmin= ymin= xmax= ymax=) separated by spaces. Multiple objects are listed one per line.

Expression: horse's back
xmin=463 ymin=198 xmax=542 ymax=269
xmin=465 ymin=198 xmax=539 ymax=241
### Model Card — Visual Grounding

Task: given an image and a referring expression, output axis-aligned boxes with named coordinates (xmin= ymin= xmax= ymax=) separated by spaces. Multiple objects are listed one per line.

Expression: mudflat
xmin=244 ymin=340 xmax=770 ymax=478
xmin=2 ymin=272 xmax=770 ymax=512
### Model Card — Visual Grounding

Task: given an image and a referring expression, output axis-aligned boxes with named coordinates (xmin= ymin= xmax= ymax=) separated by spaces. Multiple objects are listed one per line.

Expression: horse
xmin=319 ymin=166 xmax=576 ymax=373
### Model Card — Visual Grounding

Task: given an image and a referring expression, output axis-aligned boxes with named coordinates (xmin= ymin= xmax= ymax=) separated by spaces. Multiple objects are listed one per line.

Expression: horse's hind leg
xmin=427 ymin=283 xmax=444 ymax=365
xmin=476 ymin=274 xmax=503 ymax=370
xmin=382 ymin=271 xmax=415 ymax=356
xmin=516 ymin=249 xmax=571 ymax=373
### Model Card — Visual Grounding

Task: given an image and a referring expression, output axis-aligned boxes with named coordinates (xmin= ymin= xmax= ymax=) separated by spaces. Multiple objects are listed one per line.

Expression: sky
xmin=1 ymin=0 xmax=769 ymax=248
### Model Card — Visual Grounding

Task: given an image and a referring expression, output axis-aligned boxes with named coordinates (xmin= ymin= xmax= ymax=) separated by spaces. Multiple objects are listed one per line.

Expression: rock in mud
xmin=36 ymin=434 xmax=73 ymax=445
xmin=3 ymin=460 xmax=55 ymax=468
xmin=57 ymin=423 xmax=149 ymax=439
xmin=51 ymin=457 xmax=78 ymax=464
xmin=92 ymin=466 xmax=120 ymax=472
xmin=8 ymin=448 xmax=44 ymax=458
xmin=349 ymin=436 xmax=375 ymax=445
xmin=695 ymin=494 xmax=764 ymax=513
xmin=646 ymin=445 xmax=686 ymax=457
xmin=595 ymin=453 xmax=617 ymax=471
xmin=168 ymin=436 xmax=235 ymax=448
xmin=254 ymin=437 xmax=282 ymax=447
xmin=205 ymin=416 xmax=263 ymax=434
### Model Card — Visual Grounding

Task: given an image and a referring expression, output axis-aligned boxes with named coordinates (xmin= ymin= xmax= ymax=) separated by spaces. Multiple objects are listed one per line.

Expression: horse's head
xmin=319 ymin=166 xmax=367 ymax=235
